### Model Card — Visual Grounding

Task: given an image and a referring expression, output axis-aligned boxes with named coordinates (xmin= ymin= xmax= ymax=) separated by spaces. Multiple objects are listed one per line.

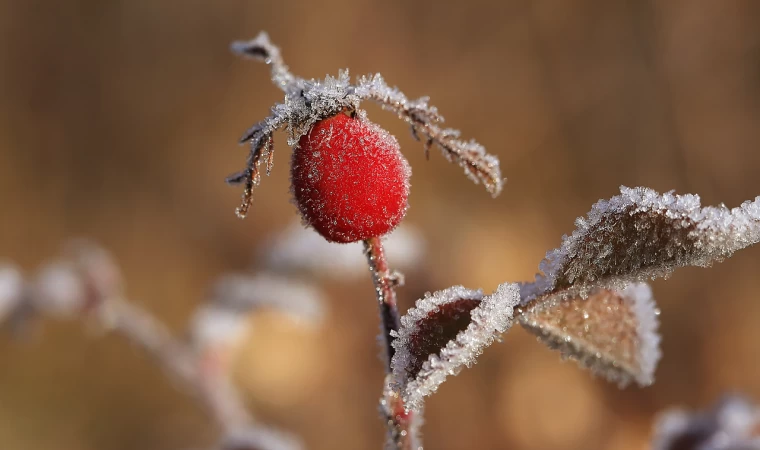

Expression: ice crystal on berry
xmin=227 ymin=32 xmax=503 ymax=240
xmin=291 ymin=112 xmax=411 ymax=242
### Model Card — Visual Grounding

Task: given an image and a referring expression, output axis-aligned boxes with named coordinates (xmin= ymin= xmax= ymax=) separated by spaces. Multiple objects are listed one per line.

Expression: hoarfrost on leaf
xmin=391 ymin=283 xmax=520 ymax=412
xmin=521 ymin=186 xmax=760 ymax=304
xmin=518 ymin=282 xmax=661 ymax=387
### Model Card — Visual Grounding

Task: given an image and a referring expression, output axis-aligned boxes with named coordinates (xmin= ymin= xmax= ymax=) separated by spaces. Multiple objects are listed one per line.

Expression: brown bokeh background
xmin=2 ymin=1 xmax=760 ymax=449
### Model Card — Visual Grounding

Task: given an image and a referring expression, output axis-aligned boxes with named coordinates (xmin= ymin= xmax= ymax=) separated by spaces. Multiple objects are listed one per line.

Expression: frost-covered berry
xmin=291 ymin=112 xmax=411 ymax=243
xmin=227 ymin=32 xmax=503 ymax=232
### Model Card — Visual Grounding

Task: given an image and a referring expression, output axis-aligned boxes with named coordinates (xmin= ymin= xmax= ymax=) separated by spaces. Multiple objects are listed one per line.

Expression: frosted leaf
xmin=521 ymin=186 xmax=760 ymax=304
xmin=263 ymin=221 xmax=424 ymax=279
xmin=354 ymin=73 xmax=503 ymax=197
xmin=651 ymin=395 xmax=760 ymax=450
xmin=518 ymin=282 xmax=661 ymax=387
xmin=32 ymin=263 xmax=86 ymax=318
xmin=0 ymin=264 xmax=24 ymax=323
xmin=220 ymin=426 xmax=304 ymax=450
xmin=391 ymin=283 xmax=520 ymax=412
xmin=209 ymin=273 xmax=324 ymax=324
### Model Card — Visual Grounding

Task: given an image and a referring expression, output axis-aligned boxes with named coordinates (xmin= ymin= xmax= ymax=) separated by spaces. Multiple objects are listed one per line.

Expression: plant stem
xmin=102 ymin=297 xmax=252 ymax=430
xmin=363 ymin=236 xmax=419 ymax=450
xmin=363 ymin=236 xmax=401 ymax=368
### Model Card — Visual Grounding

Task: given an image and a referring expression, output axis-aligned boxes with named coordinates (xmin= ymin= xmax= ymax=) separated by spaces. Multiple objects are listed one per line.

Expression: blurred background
xmin=1 ymin=1 xmax=760 ymax=449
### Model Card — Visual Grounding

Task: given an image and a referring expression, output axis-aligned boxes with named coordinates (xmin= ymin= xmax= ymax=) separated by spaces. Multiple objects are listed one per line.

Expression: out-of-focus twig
xmin=4 ymin=241 xmax=305 ymax=450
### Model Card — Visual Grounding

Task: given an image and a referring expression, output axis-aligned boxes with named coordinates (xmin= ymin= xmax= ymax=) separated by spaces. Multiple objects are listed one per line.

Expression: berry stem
xmin=363 ymin=236 xmax=401 ymax=368
xmin=363 ymin=236 xmax=418 ymax=450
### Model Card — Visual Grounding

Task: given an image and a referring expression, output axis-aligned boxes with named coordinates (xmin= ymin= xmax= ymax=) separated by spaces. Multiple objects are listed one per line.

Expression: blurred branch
xmin=3 ymin=240 xmax=304 ymax=450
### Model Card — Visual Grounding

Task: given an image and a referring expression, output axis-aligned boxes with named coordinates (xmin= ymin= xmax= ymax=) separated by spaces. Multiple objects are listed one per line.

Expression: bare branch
xmin=9 ymin=241 xmax=304 ymax=450
xmin=355 ymin=74 xmax=503 ymax=197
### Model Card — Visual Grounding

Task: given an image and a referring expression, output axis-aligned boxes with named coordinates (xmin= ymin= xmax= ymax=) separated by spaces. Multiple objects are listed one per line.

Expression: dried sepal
xmin=521 ymin=186 xmax=760 ymax=304
xmin=354 ymin=74 xmax=503 ymax=197
xmin=227 ymin=115 xmax=283 ymax=219
xmin=391 ymin=283 xmax=520 ymax=412
xmin=230 ymin=31 xmax=297 ymax=93
xmin=518 ymin=282 xmax=661 ymax=387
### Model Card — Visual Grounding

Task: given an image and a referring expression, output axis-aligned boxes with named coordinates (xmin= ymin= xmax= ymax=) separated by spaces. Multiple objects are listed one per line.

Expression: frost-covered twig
xmin=363 ymin=236 xmax=418 ymax=450
xmin=3 ymin=241 xmax=306 ymax=450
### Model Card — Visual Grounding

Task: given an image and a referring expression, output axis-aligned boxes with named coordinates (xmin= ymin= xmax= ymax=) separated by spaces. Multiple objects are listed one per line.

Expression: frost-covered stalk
xmin=228 ymin=31 xmax=503 ymax=449
xmin=363 ymin=237 xmax=418 ymax=450
xmin=5 ymin=241 xmax=308 ymax=450
xmin=363 ymin=237 xmax=401 ymax=365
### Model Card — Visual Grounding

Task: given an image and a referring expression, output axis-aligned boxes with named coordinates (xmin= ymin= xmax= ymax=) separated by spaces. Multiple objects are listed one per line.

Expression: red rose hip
xmin=291 ymin=112 xmax=411 ymax=243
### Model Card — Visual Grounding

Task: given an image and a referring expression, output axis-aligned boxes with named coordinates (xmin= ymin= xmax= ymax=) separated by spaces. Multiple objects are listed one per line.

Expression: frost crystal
xmin=0 ymin=264 xmax=24 ymax=323
xmin=651 ymin=396 xmax=760 ymax=450
xmin=521 ymin=186 xmax=760 ymax=304
xmin=227 ymin=31 xmax=503 ymax=218
xmin=263 ymin=222 xmax=424 ymax=279
xmin=209 ymin=273 xmax=324 ymax=324
xmin=391 ymin=283 xmax=520 ymax=412
xmin=518 ymin=282 xmax=661 ymax=387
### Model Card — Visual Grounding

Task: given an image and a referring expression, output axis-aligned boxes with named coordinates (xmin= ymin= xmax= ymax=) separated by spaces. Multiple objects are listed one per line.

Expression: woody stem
xmin=363 ymin=236 xmax=417 ymax=450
